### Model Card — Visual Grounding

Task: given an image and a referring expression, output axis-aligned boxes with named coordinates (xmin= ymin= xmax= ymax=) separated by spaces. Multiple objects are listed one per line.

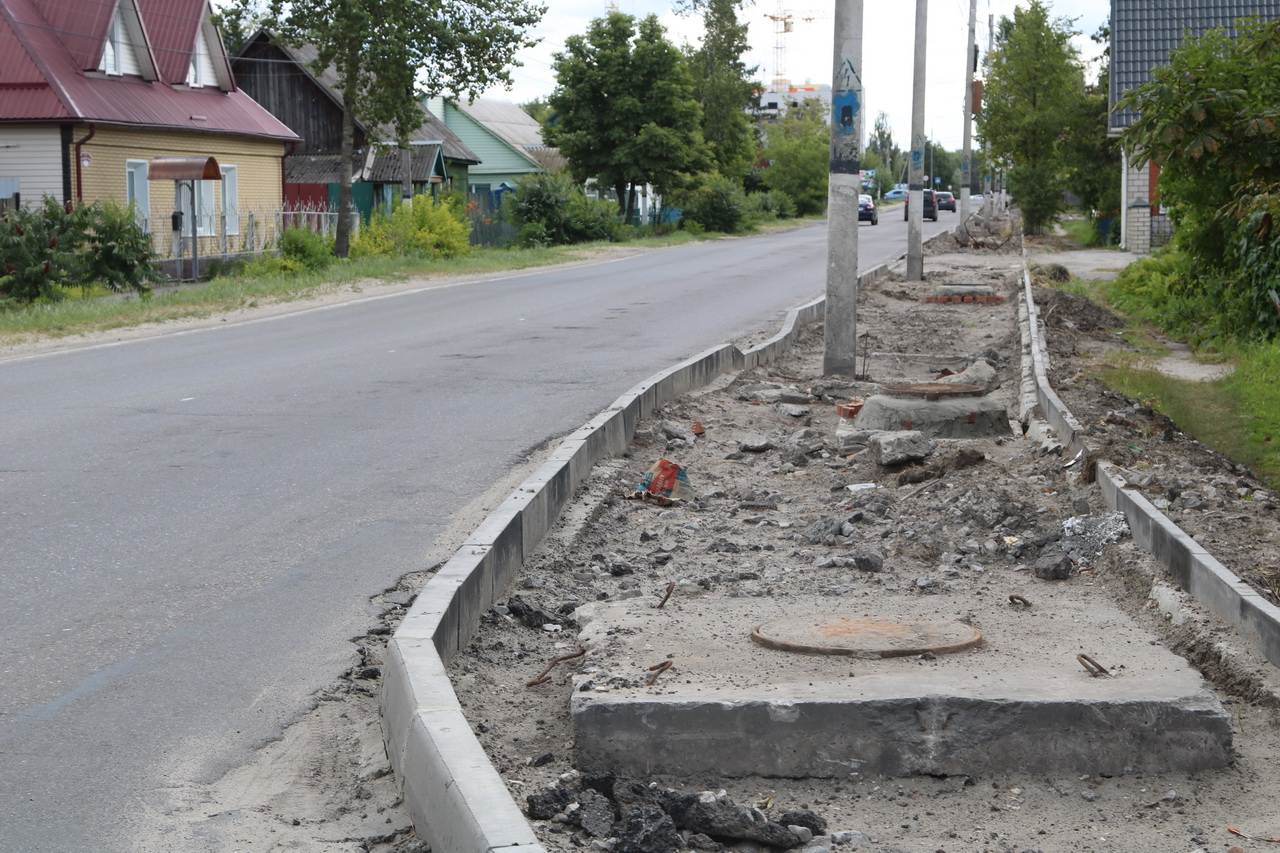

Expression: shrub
xmin=679 ymin=174 xmax=748 ymax=234
xmin=0 ymin=198 xmax=153 ymax=304
xmin=762 ymin=106 xmax=828 ymax=215
xmin=746 ymin=189 xmax=796 ymax=221
xmin=508 ymin=174 xmax=620 ymax=246
xmin=83 ymin=201 xmax=156 ymax=294
xmin=350 ymin=196 xmax=472 ymax=259
xmin=279 ymin=227 xmax=334 ymax=271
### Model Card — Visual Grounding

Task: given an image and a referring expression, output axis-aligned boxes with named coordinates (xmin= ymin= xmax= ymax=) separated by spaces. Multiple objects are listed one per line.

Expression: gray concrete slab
xmin=854 ymin=394 xmax=1011 ymax=439
xmin=570 ymin=593 xmax=1231 ymax=779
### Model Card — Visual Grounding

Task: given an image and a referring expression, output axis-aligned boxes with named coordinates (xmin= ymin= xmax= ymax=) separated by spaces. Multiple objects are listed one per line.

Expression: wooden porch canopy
xmin=147 ymin=157 xmax=222 ymax=181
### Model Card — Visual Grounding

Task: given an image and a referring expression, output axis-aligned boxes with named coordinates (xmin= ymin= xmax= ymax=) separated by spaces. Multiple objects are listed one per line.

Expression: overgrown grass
xmin=1060 ymin=217 xmax=1097 ymax=247
xmin=1100 ymin=341 xmax=1280 ymax=488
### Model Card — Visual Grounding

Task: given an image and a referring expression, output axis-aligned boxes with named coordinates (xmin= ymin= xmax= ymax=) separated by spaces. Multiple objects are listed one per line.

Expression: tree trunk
xmin=626 ymin=182 xmax=636 ymax=224
xmin=335 ymin=86 xmax=356 ymax=258
xmin=614 ymin=179 xmax=627 ymax=216
xmin=401 ymin=146 xmax=413 ymax=203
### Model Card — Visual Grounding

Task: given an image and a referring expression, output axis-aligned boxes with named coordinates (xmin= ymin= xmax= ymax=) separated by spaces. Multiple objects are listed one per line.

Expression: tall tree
xmin=865 ymin=111 xmax=903 ymax=193
xmin=1063 ymin=22 xmax=1121 ymax=226
xmin=683 ymin=0 xmax=757 ymax=181
xmin=269 ymin=0 xmax=543 ymax=256
xmin=547 ymin=13 xmax=709 ymax=218
xmin=212 ymin=0 xmax=266 ymax=55
xmin=977 ymin=0 xmax=1084 ymax=232
xmin=761 ymin=101 xmax=828 ymax=215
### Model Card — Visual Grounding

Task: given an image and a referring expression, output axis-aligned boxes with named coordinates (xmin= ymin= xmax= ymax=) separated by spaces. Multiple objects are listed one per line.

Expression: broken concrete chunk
xmin=803 ymin=517 xmax=845 ymax=546
xmin=939 ymin=359 xmax=998 ymax=391
xmin=850 ymin=549 xmax=885 ymax=572
xmin=953 ymin=448 xmax=986 ymax=469
xmin=780 ymin=403 xmax=811 ymax=418
xmin=778 ymin=810 xmax=828 ymax=836
xmin=661 ymin=420 xmax=697 ymax=444
xmin=576 ymin=788 xmax=617 ymax=837
xmin=527 ymin=784 xmax=575 ymax=820
xmin=738 ymin=433 xmax=775 ymax=453
xmin=664 ymin=793 xmax=801 ymax=848
xmin=871 ymin=430 xmax=935 ymax=466
xmin=1033 ymin=550 xmax=1074 ymax=580
xmin=507 ymin=596 xmax=560 ymax=630
xmin=615 ymin=803 xmax=682 ymax=853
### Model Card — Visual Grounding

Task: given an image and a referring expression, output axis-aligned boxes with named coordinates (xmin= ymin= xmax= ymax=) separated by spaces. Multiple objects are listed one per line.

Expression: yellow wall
xmin=75 ymin=125 xmax=285 ymax=255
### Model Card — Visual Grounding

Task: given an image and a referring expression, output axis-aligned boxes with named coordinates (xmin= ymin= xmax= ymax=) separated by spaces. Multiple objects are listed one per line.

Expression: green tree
xmin=212 ymin=0 xmax=266 ymax=55
xmin=520 ymin=98 xmax=554 ymax=128
xmin=1121 ymin=16 xmax=1280 ymax=336
xmin=1063 ymin=22 xmax=1121 ymax=229
xmin=269 ymin=0 xmax=542 ymax=256
xmin=977 ymin=0 xmax=1084 ymax=232
xmin=762 ymin=101 xmax=828 ymax=215
xmin=865 ymin=111 xmax=902 ymax=196
xmin=683 ymin=0 xmax=757 ymax=181
xmin=547 ymin=12 xmax=709 ymax=219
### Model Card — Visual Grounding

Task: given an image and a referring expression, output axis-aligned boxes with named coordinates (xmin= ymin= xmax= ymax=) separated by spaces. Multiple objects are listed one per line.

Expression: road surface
xmin=0 ymin=215 xmax=950 ymax=851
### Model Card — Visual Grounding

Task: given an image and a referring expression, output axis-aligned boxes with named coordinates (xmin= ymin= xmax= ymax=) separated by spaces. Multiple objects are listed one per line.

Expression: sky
xmin=493 ymin=0 xmax=1111 ymax=151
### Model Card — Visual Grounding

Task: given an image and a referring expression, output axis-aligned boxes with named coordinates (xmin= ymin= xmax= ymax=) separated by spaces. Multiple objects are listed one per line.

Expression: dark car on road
xmin=904 ymin=189 xmax=939 ymax=222
xmin=858 ymin=194 xmax=878 ymax=225
xmin=936 ymin=191 xmax=956 ymax=212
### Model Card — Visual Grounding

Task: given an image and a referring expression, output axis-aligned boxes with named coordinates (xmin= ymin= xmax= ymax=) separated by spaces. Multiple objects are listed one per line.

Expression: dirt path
xmin=448 ymin=238 xmax=1280 ymax=853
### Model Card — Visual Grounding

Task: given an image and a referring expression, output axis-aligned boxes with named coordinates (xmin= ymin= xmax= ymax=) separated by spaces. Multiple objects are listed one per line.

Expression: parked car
xmin=858 ymin=194 xmax=878 ymax=225
xmin=936 ymin=191 xmax=956 ymax=212
xmin=883 ymin=188 xmax=907 ymax=201
xmin=904 ymin=189 xmax=939 ymax=222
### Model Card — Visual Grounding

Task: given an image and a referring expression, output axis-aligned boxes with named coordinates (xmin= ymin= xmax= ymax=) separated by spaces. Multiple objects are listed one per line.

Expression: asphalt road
xmin=0 ymin=214 xmax=950 ymax=851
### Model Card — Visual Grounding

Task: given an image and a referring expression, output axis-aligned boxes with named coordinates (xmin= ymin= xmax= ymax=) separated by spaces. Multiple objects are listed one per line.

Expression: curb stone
xmin=1019 ymin=251 xmax=1280 ymax=672
xmin=380 ymin=230 xmax=955 ymax=852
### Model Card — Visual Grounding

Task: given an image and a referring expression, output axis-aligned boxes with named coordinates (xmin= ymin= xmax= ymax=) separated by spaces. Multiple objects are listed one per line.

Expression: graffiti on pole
xmin=830 ymin=57 xmax=862 ymax=174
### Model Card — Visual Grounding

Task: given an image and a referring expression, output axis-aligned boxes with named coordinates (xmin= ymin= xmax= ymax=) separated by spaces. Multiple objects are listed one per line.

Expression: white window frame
xmin=125 ymin=160 xmax=149 ymax=231
xmin=220 ymin=166 xmax=239 ymax=236
xmin=176 ymin=180 xmax=216 ymax=237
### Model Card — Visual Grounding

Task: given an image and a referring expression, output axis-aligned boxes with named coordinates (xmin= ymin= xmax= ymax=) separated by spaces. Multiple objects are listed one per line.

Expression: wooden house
xmin=232 ymin=30 xmax=480 ymax=219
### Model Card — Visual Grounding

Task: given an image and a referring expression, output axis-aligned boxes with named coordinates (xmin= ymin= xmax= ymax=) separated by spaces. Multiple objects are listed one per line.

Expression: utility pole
xmin=906 ymin=0 xmax=927 ymax=282
xmin=960 ymin=0 xmax=977 ymax=221
xmin=822 ymin=0 xmax=864 ymax=376
xmin=985 ymin=12 xmax=994 ymax=211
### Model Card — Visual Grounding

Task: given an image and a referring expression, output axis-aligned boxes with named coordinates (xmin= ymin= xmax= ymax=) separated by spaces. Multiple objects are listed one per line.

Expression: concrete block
xmin=856 ymin=395 xmax=1009 ymax=439
xmin=868 ymin=430 xmax=935 ymax=465
xmin=401 ymin=709 xmax=541 ymax=853
xmin=573 ymin=675 xmax=1232 ymax=779
xmin=466 ymin=503 xmax=524 ymax=603
xmin=381 ymin=638 xmax=456 ymax=775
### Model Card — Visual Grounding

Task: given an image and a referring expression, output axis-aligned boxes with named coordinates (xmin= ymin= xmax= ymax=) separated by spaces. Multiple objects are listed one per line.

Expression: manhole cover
xmin=752 ymin=616 xmax=983 ymax=658
xmin=879 ymin=382 xmax=986 ymax=400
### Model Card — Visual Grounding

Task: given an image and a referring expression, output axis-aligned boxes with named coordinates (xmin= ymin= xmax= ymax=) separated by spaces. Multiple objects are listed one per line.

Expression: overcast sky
xmin=494 ymin=0 xmax=1110 ymax=150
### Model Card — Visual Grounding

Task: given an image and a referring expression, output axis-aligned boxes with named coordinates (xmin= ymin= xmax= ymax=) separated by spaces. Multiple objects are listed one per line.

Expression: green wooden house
xmin=424 ymin=97 xmax=548 ymax=202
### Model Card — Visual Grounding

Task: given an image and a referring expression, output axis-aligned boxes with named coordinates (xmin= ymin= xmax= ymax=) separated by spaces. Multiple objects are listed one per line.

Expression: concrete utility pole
xmin=906 ymin=0 xmax=927 ymax=282
xmin=960 ymin=0 xmax=977 ymax=221
xmin=822 ymin=0 xmax=865 ymax=376
xmin=985 ymin=12 xmax=994 ymax=212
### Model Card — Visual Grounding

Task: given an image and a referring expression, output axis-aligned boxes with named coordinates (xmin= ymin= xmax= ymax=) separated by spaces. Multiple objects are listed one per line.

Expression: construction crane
xmin=763 ymin=1 xmax=826 ymax=88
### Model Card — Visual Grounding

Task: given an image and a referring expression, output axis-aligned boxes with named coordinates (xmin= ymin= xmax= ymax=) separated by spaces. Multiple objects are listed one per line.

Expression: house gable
xmin=97 ymin=0 xmax=157 ymax=79
xmin=441 ymin=101 xmax=541 ymax=177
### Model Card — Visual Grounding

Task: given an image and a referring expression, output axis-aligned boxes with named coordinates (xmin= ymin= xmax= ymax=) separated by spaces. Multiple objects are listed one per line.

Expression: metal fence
xmin=1150 ymin=212 xmax=1174 ymax=248
xmin=465 ymin=194 xmax=515 ymax=247
xmin=142 ymin=204 xmax=359 ymax=277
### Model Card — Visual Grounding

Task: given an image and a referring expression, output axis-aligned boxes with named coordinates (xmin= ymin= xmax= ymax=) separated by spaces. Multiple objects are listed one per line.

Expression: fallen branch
xmin=657 ymin=580 xmax=676 ymax=609
xmin=1077 ymin=653 xmax=1110 ymax=677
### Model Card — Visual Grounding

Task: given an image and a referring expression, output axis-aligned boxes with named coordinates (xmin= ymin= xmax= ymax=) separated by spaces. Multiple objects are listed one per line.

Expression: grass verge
xmin=1100 ymin=351 xmax=1280 ymax=488
xmin=0 ymin=217 xmax=828 ymax=346
xmin=1051 ymin=270 xmax=1280 ymax=489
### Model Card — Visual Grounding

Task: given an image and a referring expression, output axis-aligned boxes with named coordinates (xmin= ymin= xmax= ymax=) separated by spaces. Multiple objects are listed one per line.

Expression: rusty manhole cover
xmin=751 ymin=616 xmax=983 ymax=658
xmin=879 ymin=382 xmax=986 ymax=400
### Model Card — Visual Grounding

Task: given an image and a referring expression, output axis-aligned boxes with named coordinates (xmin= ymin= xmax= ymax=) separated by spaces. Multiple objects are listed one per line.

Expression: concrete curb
xmin=381 ymin=233 xmax=951 ymax=853
xmin=1019 ymin=259 xmax=1280 ymax=673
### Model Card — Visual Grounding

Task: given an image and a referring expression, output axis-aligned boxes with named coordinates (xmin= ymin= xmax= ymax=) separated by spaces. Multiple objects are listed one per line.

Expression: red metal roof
xmin=0 ymin=0 xmax=298 ymax=140
xmin=136 ymin=0 xmax=204 ymax=84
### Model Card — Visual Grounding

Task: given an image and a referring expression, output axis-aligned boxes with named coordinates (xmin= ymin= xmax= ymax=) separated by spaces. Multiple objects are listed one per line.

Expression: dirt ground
xmin=449 ymin=235 xmax=1280 ymax=853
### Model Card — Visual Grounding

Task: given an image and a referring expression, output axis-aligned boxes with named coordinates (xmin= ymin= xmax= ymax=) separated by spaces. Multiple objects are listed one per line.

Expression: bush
xmin=83 ymin=201 xmax=156 ymax=294
xmin=279 ymin=227 xmax=334 ymax=271
xmin=746 ymin=189 xmax=796 ymax=221
xmin=679 ymin=174 xmax=748 ymax=234
xmin=507 ymin=174 xmax=621 ymax=246
xmin=350 ymin=195 xmax=472 ymax=259
xmin=762 ymin=106 xmax=829 ymax=215
xmin=0 ymin=198 xmax=153 ymax=304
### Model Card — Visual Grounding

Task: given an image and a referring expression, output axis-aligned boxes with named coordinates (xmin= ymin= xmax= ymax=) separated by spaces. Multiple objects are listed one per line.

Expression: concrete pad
xmin=571 ymin=592 xmax=1231 ymax=779
xmin=854 ymin=394 xmax=1011 ymax=439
